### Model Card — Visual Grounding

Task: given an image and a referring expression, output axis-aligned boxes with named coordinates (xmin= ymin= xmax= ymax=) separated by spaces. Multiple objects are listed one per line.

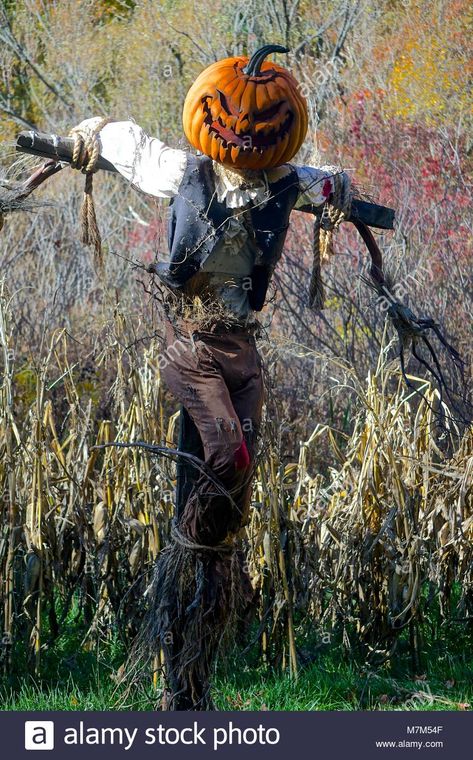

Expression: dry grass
xmin=1 ymin=281 xmax=471 ymax=687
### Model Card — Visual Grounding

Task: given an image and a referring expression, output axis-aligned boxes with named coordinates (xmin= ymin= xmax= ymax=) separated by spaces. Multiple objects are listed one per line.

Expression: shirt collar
xmin=212 ymin=161 xmax=292 ymax=209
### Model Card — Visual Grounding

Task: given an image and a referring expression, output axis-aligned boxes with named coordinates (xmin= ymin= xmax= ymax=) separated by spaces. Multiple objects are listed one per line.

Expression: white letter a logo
xmin=24 ymin=721 xmax=55 ymax=750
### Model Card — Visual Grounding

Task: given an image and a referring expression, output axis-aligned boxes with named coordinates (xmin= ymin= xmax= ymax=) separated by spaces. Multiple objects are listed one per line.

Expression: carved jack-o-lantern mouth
xmin=201 ymin=93 xmax=295 ymax=156
xmin=182 ymin=44 xmax=308 ymax=170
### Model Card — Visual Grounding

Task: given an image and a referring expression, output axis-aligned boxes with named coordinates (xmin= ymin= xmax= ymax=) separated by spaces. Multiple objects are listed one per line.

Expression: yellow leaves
xmin=387 ymin=15 xmax=472 ymax=126
xmin=324 ymin=294 xmax=343 ymax=311
xmin=390 ymin=39 xmax=449 ymax=119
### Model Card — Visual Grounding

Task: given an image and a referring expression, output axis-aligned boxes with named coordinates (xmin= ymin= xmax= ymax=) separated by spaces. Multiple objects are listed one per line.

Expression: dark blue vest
xmin=155 ymin=155 xmax=300 ymax=311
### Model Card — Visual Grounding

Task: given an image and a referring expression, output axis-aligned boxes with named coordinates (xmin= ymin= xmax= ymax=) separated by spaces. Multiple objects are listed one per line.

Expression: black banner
xmin=7 ymin=710 xmax=471 ymax=759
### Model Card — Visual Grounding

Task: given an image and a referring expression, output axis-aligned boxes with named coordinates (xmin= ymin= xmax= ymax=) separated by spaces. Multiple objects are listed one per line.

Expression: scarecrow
xmin=68 ymin=46 xmax=357 ymax=710
xmin=6 ymin=44 xmax=461 ymax=710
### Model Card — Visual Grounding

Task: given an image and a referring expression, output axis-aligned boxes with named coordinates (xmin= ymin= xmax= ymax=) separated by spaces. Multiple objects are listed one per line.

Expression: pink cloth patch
xmin=322 ymin=178 xmax=332 ymax=198
xmin=234 ymin=440 xmax=251 ymax=470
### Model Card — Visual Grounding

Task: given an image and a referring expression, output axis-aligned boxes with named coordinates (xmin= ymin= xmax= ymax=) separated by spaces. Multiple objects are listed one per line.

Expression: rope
xmin=171 ymin=524 xmax=235 ymax=553
xmin=309 ymin=167 xmax=352 ymax=310
xmin=69 ymin=117 xmax=111 ymax=269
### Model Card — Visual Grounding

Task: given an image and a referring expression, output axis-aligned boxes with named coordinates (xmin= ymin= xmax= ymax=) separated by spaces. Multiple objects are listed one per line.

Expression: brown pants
xmin=161 ymin=317 xmax=264 ymax=545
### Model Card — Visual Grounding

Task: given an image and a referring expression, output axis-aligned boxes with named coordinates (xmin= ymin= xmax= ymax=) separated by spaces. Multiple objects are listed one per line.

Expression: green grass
xmin=1 ymin=642 xmax=471 ymax=712
xmin=1 ymin=593 xmax=471 ymax=712
xmin=215 ymin=656 xmax=472 ymax=711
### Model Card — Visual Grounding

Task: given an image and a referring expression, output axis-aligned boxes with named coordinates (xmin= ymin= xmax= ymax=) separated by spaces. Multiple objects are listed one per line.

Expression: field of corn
xmin=0 ymin=277 xmax=472 ymax=691
xmin=0 ymin=0 xmax=472 ymax=707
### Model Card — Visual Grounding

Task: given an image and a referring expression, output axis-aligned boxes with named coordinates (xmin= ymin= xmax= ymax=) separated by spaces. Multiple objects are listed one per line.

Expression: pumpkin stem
xmin=243 ymin=44 xmax=289 ymax=76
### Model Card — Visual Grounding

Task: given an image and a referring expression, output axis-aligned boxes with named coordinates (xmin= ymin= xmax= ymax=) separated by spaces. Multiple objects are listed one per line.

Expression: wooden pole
xmin=16 ymin=130 xmax=117 ymax=173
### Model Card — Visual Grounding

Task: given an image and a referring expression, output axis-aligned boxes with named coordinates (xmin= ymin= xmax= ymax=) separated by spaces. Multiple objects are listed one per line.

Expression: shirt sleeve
xmin=75 ymin=117 xmax=187 ymax=198
xmin=293 ymin=164 xmax=351 ymax=210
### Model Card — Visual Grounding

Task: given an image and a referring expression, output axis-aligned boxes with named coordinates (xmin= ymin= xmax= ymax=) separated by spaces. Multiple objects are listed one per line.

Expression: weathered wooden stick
xmin=16 ymin=130 xmax=395 ymax=229
xmin=349 ymin=198 xmax=394 ymax=230
xmin=16 ymin=130 xmax=116 ymax=173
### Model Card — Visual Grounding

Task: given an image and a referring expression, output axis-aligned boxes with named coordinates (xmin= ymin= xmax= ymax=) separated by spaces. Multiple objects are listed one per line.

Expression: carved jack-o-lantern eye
xmin=215 ymin=89 xmax=240 ymax=117
xmin=182 ymin=44 xmax=308 ymax=170
xmin=257 ymin=102 xmax=285 ymax=120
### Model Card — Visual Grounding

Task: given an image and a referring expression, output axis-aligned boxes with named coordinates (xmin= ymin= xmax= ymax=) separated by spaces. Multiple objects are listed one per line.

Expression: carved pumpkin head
xmin=182 ymin=44 xmax=308 ymax=170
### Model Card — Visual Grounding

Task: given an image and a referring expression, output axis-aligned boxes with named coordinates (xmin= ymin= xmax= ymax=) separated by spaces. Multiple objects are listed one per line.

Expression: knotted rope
xmin=69 ymin=117 xmax=111 ymax=269
xmin=171 ymin=524 xmax=235 ymax=553
xmin=309 ymin=167 xmax=352 ymax=309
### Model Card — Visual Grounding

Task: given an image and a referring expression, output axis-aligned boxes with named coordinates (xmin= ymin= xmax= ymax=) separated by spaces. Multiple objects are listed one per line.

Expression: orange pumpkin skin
xmin=182 ymin=46 xmax=308 ymax=170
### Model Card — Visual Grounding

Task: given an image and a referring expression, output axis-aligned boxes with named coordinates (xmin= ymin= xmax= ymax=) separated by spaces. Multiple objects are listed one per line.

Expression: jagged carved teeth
xmin=202 ymin=97 xmax=294 ymax=151
xmin=203 ymin=108 xmax=293 ymax=151
xmin=208 ymin=122 xmax=286 ymax=149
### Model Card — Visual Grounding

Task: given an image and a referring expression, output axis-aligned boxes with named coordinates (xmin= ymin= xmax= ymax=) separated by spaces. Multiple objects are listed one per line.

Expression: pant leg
xmin=227 ymin=374 xmax=264 ymax=529
xmin=176 ymin=406 xmax=203 ymax=521
xmin=209 ymin=332 xmax=264 ymax=529
xmin=160 ymin=320 xmax=264 ymax=544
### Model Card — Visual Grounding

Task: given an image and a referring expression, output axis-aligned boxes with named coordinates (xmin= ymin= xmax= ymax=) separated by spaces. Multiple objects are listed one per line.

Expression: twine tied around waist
xmin=309 ymin=167 xmax=352 ymax=310
xmin=69 ymin=117 xmax=111 ymax=270
xmin=171 ymin=524 xmax=235 ymax=553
